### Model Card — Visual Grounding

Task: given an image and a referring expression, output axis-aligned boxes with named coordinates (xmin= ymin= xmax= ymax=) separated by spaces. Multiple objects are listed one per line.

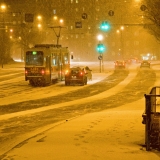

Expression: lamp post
xmin=0 ymin=4 xmax=6 ymax=68
xmin=97 ymin=34 xmax=104 ymax=73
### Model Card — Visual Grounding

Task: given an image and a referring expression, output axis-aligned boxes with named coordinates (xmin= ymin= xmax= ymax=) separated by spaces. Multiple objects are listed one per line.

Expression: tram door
xmin=46 ymin=56 xmax=51 ymax=83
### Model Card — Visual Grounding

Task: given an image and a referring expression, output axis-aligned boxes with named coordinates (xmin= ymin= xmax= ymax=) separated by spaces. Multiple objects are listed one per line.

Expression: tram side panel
xmin=51 ymin=47 xmax=70 ymax=81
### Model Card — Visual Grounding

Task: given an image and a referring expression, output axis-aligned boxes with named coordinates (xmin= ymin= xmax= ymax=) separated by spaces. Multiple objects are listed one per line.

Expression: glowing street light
xmin=1 ymin=4 xmax=6 ymax=11
xmin=37 ymin=23 xmax=42 ymax=29
xmin=53 ymin=16 xmax=58 ymax=20
xmin=97 ymin=34 xmax=103 ymax=42
xmin=117 ymin=26 xmax=125 ymax=58
xmin=120 ymin=26 xmax=124 ymax=30
xmin=59 ymin=19 xmax=63 ymax=24
xmin=37 ymin=15 xmax=42 ymax=21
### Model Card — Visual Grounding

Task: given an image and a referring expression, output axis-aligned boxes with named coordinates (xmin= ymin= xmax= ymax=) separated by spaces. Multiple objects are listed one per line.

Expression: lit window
xmin=71 ymin=0 xmax=73 ymax=3
xmin=71 ymin=26 xmax=73 ymax=30
xmin=76 ymin=0 xmax=78 ymax=3
xmin=53 ymin=9 xmax=56 ymax=14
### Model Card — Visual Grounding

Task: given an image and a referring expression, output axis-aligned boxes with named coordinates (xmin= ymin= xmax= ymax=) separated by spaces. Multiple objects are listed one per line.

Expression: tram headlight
xmin=65 ymin=70 xmax=69 ymax=74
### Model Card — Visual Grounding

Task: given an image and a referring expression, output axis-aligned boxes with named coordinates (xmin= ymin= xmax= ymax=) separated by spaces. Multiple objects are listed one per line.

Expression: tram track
xmin=0 ymin=70 xmax=129 ymax=113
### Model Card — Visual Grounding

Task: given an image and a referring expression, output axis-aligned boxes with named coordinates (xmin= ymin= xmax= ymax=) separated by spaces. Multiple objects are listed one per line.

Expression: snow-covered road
xmin=1 ymin=62 xmax=160 ymax=159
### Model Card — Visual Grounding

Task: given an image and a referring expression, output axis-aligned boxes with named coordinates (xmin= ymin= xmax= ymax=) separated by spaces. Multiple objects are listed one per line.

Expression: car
xmin=124 ymin=59 xmax=131 ymax=64
xmin=114 ymin=60 xmax=126 ymax=69
xmin=140 ymin=60 xmax=150 ymax=68
xmin=65 ymin=67 xmax=87 ymax=86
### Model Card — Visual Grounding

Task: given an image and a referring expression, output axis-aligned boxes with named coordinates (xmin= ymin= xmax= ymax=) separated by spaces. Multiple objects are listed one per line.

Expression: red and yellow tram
xmin=25 ymin=44 xmax=70 ymax=86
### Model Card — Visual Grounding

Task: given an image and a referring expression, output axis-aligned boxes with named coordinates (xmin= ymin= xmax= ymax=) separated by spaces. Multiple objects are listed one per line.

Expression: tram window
xmin=26 ymin=51 xmax=43 ymax=65
xmin=51 ymin=54 xmax=58 ymax=66
xmin=52 ymin=59 xmax=56 ymax=65
xmin=64 ymin=53 xmax=69 ymax=64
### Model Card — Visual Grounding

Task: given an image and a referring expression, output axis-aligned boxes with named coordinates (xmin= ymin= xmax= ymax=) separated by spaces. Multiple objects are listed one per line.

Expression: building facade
xmin=3 ymin=0 xmax=160 ymax=61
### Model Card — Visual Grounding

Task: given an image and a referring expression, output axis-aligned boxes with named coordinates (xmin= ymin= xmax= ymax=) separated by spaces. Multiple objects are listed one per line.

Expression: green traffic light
xmin=100 ymin=21 xmax=110 ymax=32
xmin=97 ymin=44 xmax=105 ymax=53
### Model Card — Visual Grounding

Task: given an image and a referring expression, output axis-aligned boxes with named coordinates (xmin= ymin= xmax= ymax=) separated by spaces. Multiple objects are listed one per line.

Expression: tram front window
xmin=26 ymin=51 xmax=43 ymax=66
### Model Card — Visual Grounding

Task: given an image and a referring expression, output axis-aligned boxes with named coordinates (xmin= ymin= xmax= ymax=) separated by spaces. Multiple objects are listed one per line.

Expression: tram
xmin=25 ymin=44 xmax=71 ymax=86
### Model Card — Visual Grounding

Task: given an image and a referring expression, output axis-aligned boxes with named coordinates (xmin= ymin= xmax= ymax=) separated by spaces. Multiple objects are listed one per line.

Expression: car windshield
xmin=70 ymin=67 xmax=81 ymax=74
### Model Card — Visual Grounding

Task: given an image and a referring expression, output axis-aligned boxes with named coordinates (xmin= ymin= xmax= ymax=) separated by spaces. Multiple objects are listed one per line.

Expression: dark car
xmin=140 ymin=60 xmax=150 ymax=68
xmin=65 ymin=67 xmax=87 ymax=86
xmin=114 ymin=60 xmax=126 ymax=69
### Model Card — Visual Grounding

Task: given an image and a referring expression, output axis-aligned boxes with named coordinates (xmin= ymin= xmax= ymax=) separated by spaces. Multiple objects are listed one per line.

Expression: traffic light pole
xmin=100 ymin=54 xmax=102 ymax=73
xmin=99 ymin=53 xmax=104 ymax=73
xmin=97 ymin=43 xmax=104 ymax=73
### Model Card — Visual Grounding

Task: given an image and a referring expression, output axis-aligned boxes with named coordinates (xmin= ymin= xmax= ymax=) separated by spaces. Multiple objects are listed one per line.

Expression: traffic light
xmin=100 ymin=21 xmax=110 ymax=32
xmin=97 ymin=44 xmax=105 ymax=53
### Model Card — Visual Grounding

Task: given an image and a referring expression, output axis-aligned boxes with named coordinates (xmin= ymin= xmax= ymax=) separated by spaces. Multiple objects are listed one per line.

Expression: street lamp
xmin=97 ymin=34 xmax=103 ymax=42
xmin=36 ymin=15 xmax=42 ymax=30
xmin=37 ymin=15 xmax=42 ymax=21
xmin=1 ymin=4 xmax=6 ymax=11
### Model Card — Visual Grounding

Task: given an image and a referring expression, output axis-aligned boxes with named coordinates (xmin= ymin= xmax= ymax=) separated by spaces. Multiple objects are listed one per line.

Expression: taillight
xmin=41 ymin=70 xmax=45 ymax=74
xmin=25 ymin=70 xmax=28 ymax=74
xmin=80 ymin=72 xmax=83 ymax=75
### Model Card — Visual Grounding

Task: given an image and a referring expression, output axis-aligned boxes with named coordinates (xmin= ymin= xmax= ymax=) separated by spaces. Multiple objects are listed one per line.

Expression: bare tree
xmin=142 ymin=0 xmax=160 ymax=41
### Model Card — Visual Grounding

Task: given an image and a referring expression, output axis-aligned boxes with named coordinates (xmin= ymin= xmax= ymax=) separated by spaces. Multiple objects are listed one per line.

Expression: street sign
xmin=82 ymin=13 xmax=87 ymax=19
xmin=98 ymin=55 xmax=103 ymax=60
xmin=108 ymin=10 xmax=114 ymax=16
xmin=140 ymin=5 xmax=147 ymax=11
xmin=75 ymin=21 xmax=82 ymax=28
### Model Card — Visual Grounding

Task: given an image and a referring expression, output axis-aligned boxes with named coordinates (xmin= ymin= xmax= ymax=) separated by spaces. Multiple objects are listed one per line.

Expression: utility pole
xmin=49 ymin=26 xmax=66 ymax=46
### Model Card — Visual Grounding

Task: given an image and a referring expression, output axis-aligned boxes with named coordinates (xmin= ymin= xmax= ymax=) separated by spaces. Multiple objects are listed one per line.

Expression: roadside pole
xmin=98 ymin=54 xmax=103 ymax=73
